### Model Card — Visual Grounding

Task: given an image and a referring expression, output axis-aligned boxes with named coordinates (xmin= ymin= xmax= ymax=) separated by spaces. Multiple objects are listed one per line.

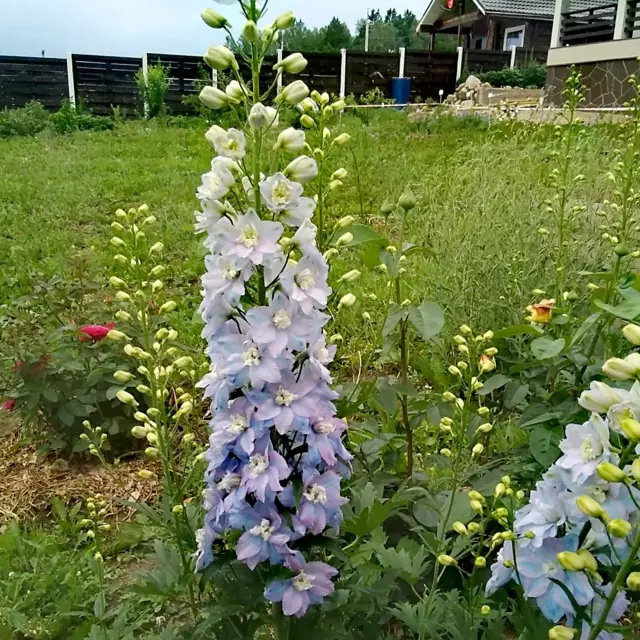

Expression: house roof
xmin=417 ymin=0 xmax=606 ymax=29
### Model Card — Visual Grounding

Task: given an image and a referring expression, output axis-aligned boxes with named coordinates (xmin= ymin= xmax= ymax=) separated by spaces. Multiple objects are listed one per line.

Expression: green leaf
xmin=476 ymin=374 xmax=511 ymax=396
xmin=503 ymin=381 xmax=529 ymax=409
xmin=571 ymin=312 xmax=601 ymax=347
xmin=531 ymin=336 xmax=565 ymax=360
xmin=530 ymin=427 xmax=561 ymax=467
xmin=595 ymin=297 xmax=640 ymax=322
xmin=42 ymin=387 xmax=58 ymax=402
xmin=383 ymin=307 xmax=408 ymax=337
xmin=106 ymin=385 xmax=122 ymax=401
xmin=341 ymin=224 xmax=386 ymax=246
xmin=407 ymin=302 xmax=444 ymax=342
xmin=493 ymin=324 xmax=544 ymax=339
xmin=360 ymin=243 xmax=383 ymax=269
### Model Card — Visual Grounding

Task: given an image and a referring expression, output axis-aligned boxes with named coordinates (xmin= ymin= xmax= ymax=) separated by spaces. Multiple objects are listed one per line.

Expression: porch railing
xmin=560 ymin=2 xmax=617 ymax=45
xmin=627 ymin=0 xmax=640 ymax=35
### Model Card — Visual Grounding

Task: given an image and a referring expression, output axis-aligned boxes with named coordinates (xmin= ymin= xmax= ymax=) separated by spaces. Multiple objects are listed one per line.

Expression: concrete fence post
xmin=399 ymin=47 xmax=406 ymax=78
xmin=340 ymin=48 xmax=347 ymax=98
xmin=142 ymin=53 xmax=149 ymax=117
xmin=455 ymin=46 xmax=464 ymax=82
xmin=551 ymin=0 xmax=571 ymax=48
xmin=614 ymin=0 xmax=630 ymax=39
xmin=277 ymin=48 xmax=283 ymax=94
xmin=66 ymin=53 xmax=76 ymax=108
xmin=510 ymin=45 xmax=517 ymax=68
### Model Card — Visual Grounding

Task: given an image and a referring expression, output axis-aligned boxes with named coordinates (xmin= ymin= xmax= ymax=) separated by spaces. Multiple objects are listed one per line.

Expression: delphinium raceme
xmin=485 ymin=325 xmax=640 ymax=639
xmin=193 ymin=0 xmax=353 ymax=629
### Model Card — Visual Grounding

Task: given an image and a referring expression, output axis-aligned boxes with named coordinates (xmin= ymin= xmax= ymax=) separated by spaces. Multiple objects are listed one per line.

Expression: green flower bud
xmin=116 ymin=390 xmax=138 ymax=407
xmin=131 ymin=426 xmax=148 ymax=439
xmin=596 ymin=462 xmax=628 ymax=483
xmin=201 ymin=8 xmax=229 ymax=29
xmin=622 ymin=418 xmax=640 ymax=441
xmin=452 ymin=521 xmax=468 ymax=536
xmin=114 ymin=370 xmax=134 ymax=383
xmin=622 ymin=324 xmax=640 ymax=346
xmin=576 ymin=495 xmax=608 ymax=520
xmin=138 ymin=470 xmax=156 ymax=480
xmin=626 ymin=572 xmax=640 ymax=591
xmin=437 ymin=554 xmax=457 ymax=567
xmin=607 ymin=518 xmax=632 ymax=538
xmin=242 ymin=20 xmax=259 ymax=42
xmin=557 ymin=551 xmax=585 ymax=572
xmin=480 ymin=605 xmax=491 ymax=616
xmin=274 ymin=10 xmax=295 ymax=30
xmin=474 ymin=556 xmax=486 ymax=568
xmin=577 ymin=549 xmax=598 ymax=572
xmin=548 ymin=626 xmax=577 ymax=640
xmin=398 ymin=188 xmax=417 ymax=211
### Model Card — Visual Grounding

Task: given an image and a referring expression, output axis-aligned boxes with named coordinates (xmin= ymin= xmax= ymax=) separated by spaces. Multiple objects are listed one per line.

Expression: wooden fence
xmin=0 ymin=55 xmax=68 ymax=110
xmin=0 ymin=47 xmax=548 ymax=114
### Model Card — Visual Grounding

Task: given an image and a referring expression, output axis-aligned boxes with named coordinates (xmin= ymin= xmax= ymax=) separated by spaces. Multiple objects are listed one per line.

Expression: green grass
xmin=0 ymin=111 xmax=620 ymax=373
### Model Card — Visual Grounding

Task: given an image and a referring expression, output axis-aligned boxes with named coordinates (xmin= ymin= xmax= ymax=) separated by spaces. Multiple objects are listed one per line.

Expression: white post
xmin=142 ymin=53 xmax=149 ymax=117
xmin=365 ymin=20 xmax=370 ymax=52
xmin=277 ymin=48 xmax=283 ymax=94
xmin=455 ymin=46 xmax=464 ymax=82
xmin=614 ymin=0 xmax=630 ymax=39
xmin=551 ymin=0 xmax=571 ymax=48
xmin=510 ymin=44 xmax=517 ymax=68
xmin=66 ymin=53 xmax=76 ymax=108
xmin=340 ymin=48 xmax=347 ymax=98
xmin=399 ymin=47 xmax=406 ymax=78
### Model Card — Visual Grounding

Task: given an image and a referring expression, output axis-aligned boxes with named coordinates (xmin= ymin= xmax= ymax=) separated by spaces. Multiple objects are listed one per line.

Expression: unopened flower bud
xmin=138 ymin=470 xmax=156 ymax=480
xmin=603 ymin=357 xmax=636 ymax=381
xmin=627 ymin=572 xmax=640 ymax=591
xmin=339 ymin=269 xmax=361 ymax=283
xmin=557 ymin=551 xmax=585 ymax=572
xmin=336 ymin=232 xmax=353 ymax=247
xmin=109 ymin=276 xmax=126 ymax=289
xmin=443 ymin=392 xmax=457 ymax=402
xmin=145 ymin=447 xmax=159 ymax=458
xmin=607 ymin=518 xmax=632 ymax=538
xmin=577 ymin=549 xmax=598 ymax=572
xmin=110 ymin=237 xmax=125 ymax=248
xmin=437 ymin=554 xmax=457 ymax=567
xmin=131 ymin=426 xmax=148 ymax=439
xmin=452 ymin=521 xmax=468 ymax=536
xmin=449 ymin=366 xmax=462 ymax=377
xmin=576 ymin=495 xmax=608 ymax=520
xmin=115 ymin=291 xmax=131 ymax=302
xmin=621 ymin=418 xmax=640 ymax=441
xmin=116 ymin=390 xmax=138 ymax=407
xmin=300 ymin=114 xmax=315 ymax=129
xmin=470 ymin=499 xmax=484 ymax=513
xmin=472 ymin=443 xmax=484 ymax=457
xmin=275 ymin=52 xmax=308 ymax=74
xmin=159 ymin=301 xmax=177 ymax=314
xmin=596 ymin=462 xmax=627 ymax=483
xmin=338 ymin=294 xmax=356 ymax=310
xmin=549 ymin=626 xmax=577 ymax=640
xmin=115 ymin=310 xmax=132 ymax=322
xmin=440 ymin=448 xmax=452 ymax=457
xmin=114 ymin=370 xmax=134 ymax=383
xmin=333 ymin=133 xmax=351 ymax=147
xmin=494 ymin=483 xmax=506 ymax=499
xmin=477 ymin=407 xmax=490 ymax=417
xmin=241 ymin=20 xmax=259 ymax=42
xmin=480 ymin=605 xmax=491 ymax=616
xmin=474 ymin=556 xmax=486 ymax=568
xmin=149 ymin=242 xmax=164 ymax=254
xmin=201 ymin=8 xmax=229 ymax=29
xmin=398 ymin=188 xmax=417 ymax=211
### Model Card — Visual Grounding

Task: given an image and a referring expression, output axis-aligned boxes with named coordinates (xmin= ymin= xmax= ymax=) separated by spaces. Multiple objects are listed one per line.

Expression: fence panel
xmin=0 ymin=56 xmax=68 ymax=110
xmin=72 ymin=54 xmax=141 ymax=115
xmin=515 ymin=48 xmax=549 ymax=66
xmin=284 ymin=52 xmax=341 ymax=96
xmin=345 ymin=52 xmax=399 ymax=99
xmin=148 ymin=53 xmax=208 ymax=114
xmin=465 ymin=50 xmax=511 ymax=74
xmin=404 ymin=51 xmax=457 ymax=101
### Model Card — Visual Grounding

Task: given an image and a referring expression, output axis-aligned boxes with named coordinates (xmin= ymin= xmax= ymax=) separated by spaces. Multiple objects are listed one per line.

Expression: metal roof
xmin=418 ymin=0 xmax=611 ymax=28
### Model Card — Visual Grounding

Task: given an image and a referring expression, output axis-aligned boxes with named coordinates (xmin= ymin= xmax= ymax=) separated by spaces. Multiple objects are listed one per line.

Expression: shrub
xmin=49 ymin=100 xmax=115 ymax=134
xmin=476 ymin=64 xmax=547 ymax=89
xmin=136 ymin=62 xmax=170 ymax=118
xmin=0 ymin=100 xmax=50 ymax=138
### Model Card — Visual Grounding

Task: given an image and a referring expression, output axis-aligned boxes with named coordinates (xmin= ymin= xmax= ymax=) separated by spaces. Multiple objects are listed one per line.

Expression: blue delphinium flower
xmin=194 ymin=120 xmax=349 ymax=616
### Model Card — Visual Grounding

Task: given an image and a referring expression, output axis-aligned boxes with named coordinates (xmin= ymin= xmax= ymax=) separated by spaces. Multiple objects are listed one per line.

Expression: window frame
xmin=503 ymin=24 xmax=526 ymax=50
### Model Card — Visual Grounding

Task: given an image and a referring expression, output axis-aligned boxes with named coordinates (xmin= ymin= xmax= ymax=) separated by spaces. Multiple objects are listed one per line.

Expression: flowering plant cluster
xmin=486 ymin=325 xmax=640 ymax=640
xmin=193 ymin=0 xmax=354 ymax=622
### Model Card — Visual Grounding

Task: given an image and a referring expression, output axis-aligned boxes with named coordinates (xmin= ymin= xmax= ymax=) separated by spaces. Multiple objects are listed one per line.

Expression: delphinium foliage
xmin=193 ymin=0 xmax=354 ymax=632
xmin=486 ymin=324 xmax=640 ymax=639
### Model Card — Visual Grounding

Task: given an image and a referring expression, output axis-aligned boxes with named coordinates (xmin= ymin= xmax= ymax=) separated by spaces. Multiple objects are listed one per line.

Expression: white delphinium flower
xmin=260 ymin=173 xmax=303 ymax=213
xmin=275 ymin=128 xmax=306 ymax=153
xmin=579 ymin=381 xmax=630 ymax=414
xmin=248 ymin=103 xmax=279 ymax=130
xmin=208 ymin=128 xmax=247 ymax=161
xmin=284 ymin=156 xmax=318 ymax=183
xmin=198 ymin=162 xmax=236 ymax=203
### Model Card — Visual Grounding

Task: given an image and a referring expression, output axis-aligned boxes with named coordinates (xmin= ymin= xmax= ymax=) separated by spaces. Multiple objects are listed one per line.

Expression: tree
xmin=322 ymin=17 xmax=353 ymax=52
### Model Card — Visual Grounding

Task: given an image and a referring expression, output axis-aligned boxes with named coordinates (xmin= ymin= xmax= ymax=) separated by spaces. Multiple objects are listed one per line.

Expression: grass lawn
xmin=0 ymin=111 xmax=619 ymax=380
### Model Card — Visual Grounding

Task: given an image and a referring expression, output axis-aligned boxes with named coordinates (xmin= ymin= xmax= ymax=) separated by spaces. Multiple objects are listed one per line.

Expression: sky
xmin=0 ymin=0 xmax=420 ymax=58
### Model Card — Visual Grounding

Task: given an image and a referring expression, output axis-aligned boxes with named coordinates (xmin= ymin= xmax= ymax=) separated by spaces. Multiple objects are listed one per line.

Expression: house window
xmin=503 ymin=25 xmax=526 ymax=50
xmin=473 ymin=36 xmax=486 ymax=49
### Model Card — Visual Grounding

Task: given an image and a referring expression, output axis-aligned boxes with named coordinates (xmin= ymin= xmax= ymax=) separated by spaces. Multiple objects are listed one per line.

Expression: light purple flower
xmin=306 ymin=334 xmax=336 ymax=383
xmin=279 ymin=254 xmax=332 ymax=315
xmin=298 ymin=470 xmax=347 ymax=534
xmin=556 ymin=414 xmax=615 ymax=486
xmin=241 ymin=440 xmax=290 ymax=501
xmin=201 ymin=254 xmax=252 ymax=305
xmin=219 ymin=334 xmax=284 ymax=389
xmin=235 ymin=505 xmax=292 ymax=570
xmin=279 ymin=197 xmax=316 ymax=228
xmin=249 ymin=370 xmax=329 ymax=435
xmin=264 ymin=553 xmax=338 ymax=617
xmin=215 ymin=210 xmax=283 ymax=266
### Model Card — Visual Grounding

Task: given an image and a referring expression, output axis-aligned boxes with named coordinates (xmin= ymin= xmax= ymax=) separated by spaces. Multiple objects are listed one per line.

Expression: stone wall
xmin=546 ymin=58 xmax=640 ymax=107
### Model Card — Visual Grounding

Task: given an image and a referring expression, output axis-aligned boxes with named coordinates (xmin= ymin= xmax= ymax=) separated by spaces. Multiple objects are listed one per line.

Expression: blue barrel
xmin=392 ymin=77 xmax=411 ymax=106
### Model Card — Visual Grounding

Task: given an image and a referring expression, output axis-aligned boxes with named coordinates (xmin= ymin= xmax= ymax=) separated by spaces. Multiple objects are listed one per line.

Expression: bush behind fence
xmin=0 ymin=48 xmax=545 ymax=115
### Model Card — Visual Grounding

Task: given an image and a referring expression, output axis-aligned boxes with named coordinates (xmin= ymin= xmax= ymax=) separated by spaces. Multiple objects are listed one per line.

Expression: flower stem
xmin=586 ymin=528 xmax=640 ymax=640
xmin=272 ymin=602 xmax=288 ymax=640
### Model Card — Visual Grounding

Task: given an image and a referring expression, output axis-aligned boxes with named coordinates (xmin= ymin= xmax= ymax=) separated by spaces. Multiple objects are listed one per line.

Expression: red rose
xmin=1 ymin=399 xmax=16 ymax=412
xmin=79 ymin=322 xmax=116 ymax=342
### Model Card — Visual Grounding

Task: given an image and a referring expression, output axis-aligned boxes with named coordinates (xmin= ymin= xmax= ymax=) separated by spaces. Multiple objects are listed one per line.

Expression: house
xmin=545 ymin=0 xmax=640 ymax=106
xmin=416 ymin=0 xmax=556 ymax=52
